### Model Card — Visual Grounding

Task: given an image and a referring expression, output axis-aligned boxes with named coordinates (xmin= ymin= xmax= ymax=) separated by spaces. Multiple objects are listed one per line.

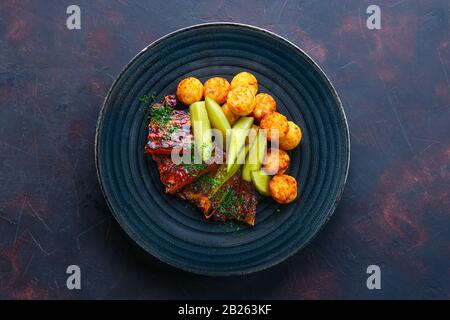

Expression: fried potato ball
xmin=226 ymin=86 xmax=256 ymax=116
xmin=259 ymin=112 xmax=289 ymax=141
xmin=176 ymin=77 xmax=203 ymax=106
xmin=262 ymin=148 xmax=290 ymax=175
xmin=203 ymin=77 xmax=230 ymax=105
xmin=269 ymin=174 xmax=298 ymax=204
xmin=280 ymin=121 xmax=302 ymax=150
xmin=230 ymin=72 xmax=258 ymax=95
xmin=252 ymin=93 xmax=276 ymax=122
xmin=221 ymin=103 xmax=240 ymax=125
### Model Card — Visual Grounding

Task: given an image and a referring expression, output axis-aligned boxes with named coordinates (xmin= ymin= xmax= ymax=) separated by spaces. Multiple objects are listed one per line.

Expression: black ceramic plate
xmin=95 ymin=23 xmax=350 ymax=275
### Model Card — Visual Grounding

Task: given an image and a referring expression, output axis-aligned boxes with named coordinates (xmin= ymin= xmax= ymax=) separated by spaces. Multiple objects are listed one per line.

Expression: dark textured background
xmin=0 ymin=0 xmax=449 ymax=299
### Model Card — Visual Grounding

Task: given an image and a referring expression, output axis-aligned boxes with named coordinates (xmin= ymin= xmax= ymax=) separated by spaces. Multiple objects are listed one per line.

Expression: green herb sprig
xmin=139 ymin=92 xmax=157 ymax=105
xmin=150 ymin=105 xmax=172 ymax=126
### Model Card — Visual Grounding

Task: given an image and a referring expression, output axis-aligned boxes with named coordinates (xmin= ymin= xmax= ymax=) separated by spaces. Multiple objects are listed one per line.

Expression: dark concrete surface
xmin=0 ymin=0 xmax=449 ymax=299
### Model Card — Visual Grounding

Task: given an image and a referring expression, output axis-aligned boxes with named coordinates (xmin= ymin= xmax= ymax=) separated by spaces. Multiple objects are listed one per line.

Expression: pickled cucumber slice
xmin=251 ymin=170 xmax=271 ymax=197
xmin=205 ymin=96 xmax=231 ymax=149
xmin=227 ymin=117 xmax=254 ymax=172
xmin=242 ymin=128 xmax=267 ymax=182
xmin=189 ymin=101 xmax=212 ymax=161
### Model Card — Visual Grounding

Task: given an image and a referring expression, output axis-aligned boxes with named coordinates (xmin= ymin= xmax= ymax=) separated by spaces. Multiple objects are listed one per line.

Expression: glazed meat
xmin=179 ymin=170 xmax=257 ymax=225
xmin=152 ymin=155 xmax=219 ymax=194
xmin=177 ymin=170 xmax=220 ymax=213
xmin=144 ymin=103 xmax=192 ymax=155
xmin=210 ymin=176 xmax=257 ymax=225
xmin=145 ymin=97 xmax=258 ymax=226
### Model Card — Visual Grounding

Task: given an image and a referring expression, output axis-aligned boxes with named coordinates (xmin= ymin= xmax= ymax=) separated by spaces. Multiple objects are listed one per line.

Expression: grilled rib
xmin=144 ymin=103 xmax=192 ymax=155
xmin=152 ymin=155 xmax=219 ymax=194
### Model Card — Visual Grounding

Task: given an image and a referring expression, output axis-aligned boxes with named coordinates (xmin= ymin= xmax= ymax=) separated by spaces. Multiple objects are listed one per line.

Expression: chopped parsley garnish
xmin=181 ymin=152 xmax=207 ymax=174
xmin=139 ymin=92 xmax=157 ymax=105
xmin=150 ymin=105 xmax=172 ymax=126
xmin=140 ymin=92 xmax=157 ymax=120
xmin=202 ymin=174 xmax=220 ymax=189
xmin=182 ymin=162 xmax=206 ymax=174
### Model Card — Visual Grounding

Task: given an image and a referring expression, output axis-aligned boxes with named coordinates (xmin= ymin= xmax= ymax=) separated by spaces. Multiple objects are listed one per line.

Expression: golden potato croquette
xmin=259 ymin=112 xmax=289 ymax=141
xmin=269 ymin=174 xmax=297 ymax=204
xmin=230 ymin=72 xmax=258 ymax=95
xmin=280 ymin=121 xmax=302 ymax=150
xmin=203 ymin=77 xmax=230 ymax=104
xmin=226 ymin=86 xmax=256 ymax=116
xmin=176 ymin=77 xmax=203 ymax=106
xmin=262 ymin=148 xmax=290 ymax=175
xmin=252 ymin=93 xmax=276 ymax=122
xmin=221 ymin=103 xmax=240 ymax=125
